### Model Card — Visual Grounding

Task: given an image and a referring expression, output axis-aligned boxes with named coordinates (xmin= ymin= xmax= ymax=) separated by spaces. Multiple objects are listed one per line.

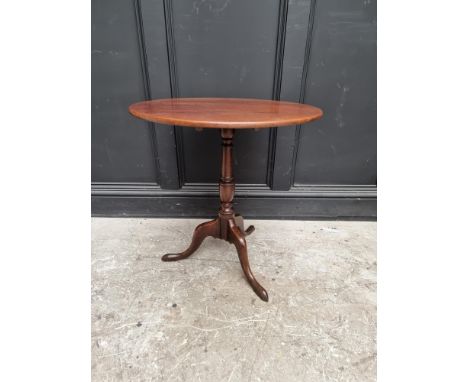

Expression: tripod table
xmin=129 ymin=98 xmax=323 ymax=302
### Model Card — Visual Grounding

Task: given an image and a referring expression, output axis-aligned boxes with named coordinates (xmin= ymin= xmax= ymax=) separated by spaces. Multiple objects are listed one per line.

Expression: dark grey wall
xmin=92 ymin=0 xmax=377 ymax=219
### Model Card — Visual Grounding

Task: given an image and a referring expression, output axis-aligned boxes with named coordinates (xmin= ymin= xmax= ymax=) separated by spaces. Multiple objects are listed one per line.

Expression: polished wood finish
xmin=130 ymin=98 xmax=324 ymax=301
xmin=129 ymin=98 xmax=323 ymax=129
xmin=161 ymin=129 xmax=268 ymax=301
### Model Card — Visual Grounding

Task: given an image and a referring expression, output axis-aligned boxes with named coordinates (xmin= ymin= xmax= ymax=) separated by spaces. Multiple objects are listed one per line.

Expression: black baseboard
xmin=91 ymin=183 xmax=376 ymax=220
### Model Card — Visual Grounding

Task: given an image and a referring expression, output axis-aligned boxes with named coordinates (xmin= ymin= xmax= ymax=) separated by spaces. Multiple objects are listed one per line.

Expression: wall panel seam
xmin=267 ymin=0 xmax=290 ymax=188
xmin=163 ymin=0 xmax=185 ymax=187
xmin=290 ymin=0 xmax=319 ymax=185
xmin=134 ymin=0 xmax=160 ymax=183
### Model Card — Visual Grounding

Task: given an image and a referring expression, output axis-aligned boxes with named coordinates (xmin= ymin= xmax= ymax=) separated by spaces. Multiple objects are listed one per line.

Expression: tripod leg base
xmin=228 ymin=220 xmax=269 ymax=302
xmin=161 ymin=219 xmax=220 ymax=261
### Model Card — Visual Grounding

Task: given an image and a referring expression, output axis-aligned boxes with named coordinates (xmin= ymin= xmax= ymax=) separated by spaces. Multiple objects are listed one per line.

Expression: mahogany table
xmin=129 ymin=98 xmax=323 ymax=302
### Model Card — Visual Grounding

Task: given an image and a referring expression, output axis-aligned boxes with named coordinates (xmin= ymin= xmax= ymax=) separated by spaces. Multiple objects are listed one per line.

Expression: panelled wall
xmin=92 ymin=0 xmax=377 ymax=218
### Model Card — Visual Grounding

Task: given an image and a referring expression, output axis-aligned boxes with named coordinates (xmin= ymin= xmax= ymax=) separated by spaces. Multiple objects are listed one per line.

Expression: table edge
xmin=128 ymin=99 xmax=324 ymax=129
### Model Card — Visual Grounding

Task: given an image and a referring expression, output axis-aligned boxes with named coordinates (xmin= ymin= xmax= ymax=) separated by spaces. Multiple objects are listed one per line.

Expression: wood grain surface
xmin=128 ymin=98 xmax=323 ymax=129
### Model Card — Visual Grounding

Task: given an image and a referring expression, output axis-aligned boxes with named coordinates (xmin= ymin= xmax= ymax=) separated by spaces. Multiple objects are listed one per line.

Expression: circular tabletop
xmin=128 ymin=98 xmax=323 ymax=129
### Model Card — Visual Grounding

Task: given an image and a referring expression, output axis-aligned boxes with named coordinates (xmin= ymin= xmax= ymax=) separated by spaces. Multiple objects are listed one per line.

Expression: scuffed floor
xmin=92 ymin=218 xmax=376 ymax=382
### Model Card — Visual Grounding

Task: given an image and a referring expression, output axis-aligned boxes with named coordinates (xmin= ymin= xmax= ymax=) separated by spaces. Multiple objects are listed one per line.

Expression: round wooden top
xmin=128 ymin=98 xmax=323 ymax=129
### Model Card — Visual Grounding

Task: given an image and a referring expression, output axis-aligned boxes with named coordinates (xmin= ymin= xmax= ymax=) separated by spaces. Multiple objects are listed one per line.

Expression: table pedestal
xmin=161 ymin=129 xmax=269 ymax=302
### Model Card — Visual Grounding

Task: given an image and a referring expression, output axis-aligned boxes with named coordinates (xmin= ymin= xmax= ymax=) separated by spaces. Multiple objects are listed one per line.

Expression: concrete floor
xmin=92 ymin=218 xmax=376 ymax=382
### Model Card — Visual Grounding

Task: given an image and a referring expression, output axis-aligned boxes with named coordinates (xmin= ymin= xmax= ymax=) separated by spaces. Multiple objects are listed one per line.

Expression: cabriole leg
xmin=228 ymin=220 xmax=269 ymax=302
xmin=161 ymin=218 xmax=220 ymax=261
